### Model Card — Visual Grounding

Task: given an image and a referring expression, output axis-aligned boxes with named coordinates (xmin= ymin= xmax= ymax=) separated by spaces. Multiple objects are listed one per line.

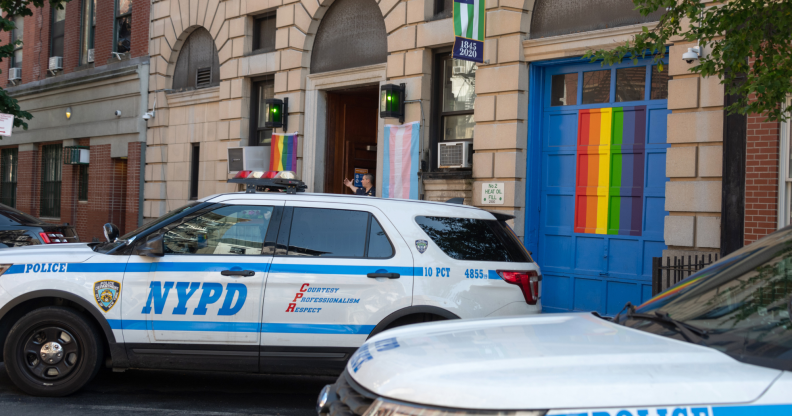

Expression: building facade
xmin=145 ymin=0 xmax=786 ymax=313
xmin=0 ymin=0 xmax=150 ymax=241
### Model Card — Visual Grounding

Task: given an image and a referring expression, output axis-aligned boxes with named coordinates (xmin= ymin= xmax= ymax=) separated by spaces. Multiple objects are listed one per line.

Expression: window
xmin=550 ymin=73 xmax=578 ymax=106
xmin=172 ymin=28 xmax=220 ymax=90
xmin=780 ymin=96 xmax=792 ymax=227
xmin=81 ymin=0 xmax=96 ymax=64
xmin=615 ymin=67 xmax=646 ymax=102
xmin=40 ymin=144 xmax=62 ymax=218
xmin=78 ymin=164 xmax=88 ymax=201
xmin=1 ymin=148 xmax=18 ymax=207
xmin=115 ymin=0 xmax=131 ymax=53
xmin=285 ymin=208 xmax=393 ymax=258
xmin=11 ymin=15 xmax=23 ymax=68
xmin=438 ymin=55 xmax=476 ymax=142
xmin=582 ymin=70 xmax=610 ymax=104
xmin=249 ymin=76 xmax=275 ymax=146
xmin=189 ymin=143 xmax=200 ymax=200
xmin=433 ymin=0 xmax=452 ymax=19
xmin=415 ymin=216 xmax=532 ymax=262
xmin=253 ymin=12 xmax=276 ymax=53
xmin=163 ymin=205 xmax=275 ymax=255
xmin=651 ymin=65 xmax=670 ymax=100
xmin=50 ymin=7 xmax=65 ymax=58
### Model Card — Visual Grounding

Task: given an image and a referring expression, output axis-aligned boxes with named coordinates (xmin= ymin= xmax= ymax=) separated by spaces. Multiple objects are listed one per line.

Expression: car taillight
xmin=497 ymin=270 xmax=541 ymax=305
xmin=39 ymin=232 xmax=67 ymax=244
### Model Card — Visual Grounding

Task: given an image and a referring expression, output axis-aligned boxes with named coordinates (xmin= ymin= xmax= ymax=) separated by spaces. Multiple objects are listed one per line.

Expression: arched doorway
xmin=309 ymin=0 xmax=387 ymax=194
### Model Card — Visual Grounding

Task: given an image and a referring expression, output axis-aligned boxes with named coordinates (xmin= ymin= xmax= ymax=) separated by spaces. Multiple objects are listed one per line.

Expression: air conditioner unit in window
xmin=227 ymin=146 xmax=268 ymax=173
xmin=453 ymin=66 xmax=464 ymax=75
xmin=8 ymin=67 xmax=21 ymax=82
xmin=438 ymin=141 xmax=473 ymax=168
xmin=87 ymin=49 xmax=95 ymax=63
xmin=48 ymin=56 xmax=63 ymax=71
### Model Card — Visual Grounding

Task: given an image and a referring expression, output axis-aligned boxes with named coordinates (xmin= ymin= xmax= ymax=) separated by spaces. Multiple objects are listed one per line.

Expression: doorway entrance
xmin=323 ymin=86 xmax=379 ymax=194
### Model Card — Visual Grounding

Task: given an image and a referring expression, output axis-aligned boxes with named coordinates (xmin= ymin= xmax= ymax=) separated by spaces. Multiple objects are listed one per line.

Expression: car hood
xmin=349 ymin=313 xmax=782 ymax=410
xmin=0 ymin=243 xmax=97 ymax=264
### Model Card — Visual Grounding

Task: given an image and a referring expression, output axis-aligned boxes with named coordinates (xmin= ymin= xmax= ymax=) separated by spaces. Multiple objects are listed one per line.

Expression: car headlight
xmin=364 ymin=399 xmax=547 ymax=416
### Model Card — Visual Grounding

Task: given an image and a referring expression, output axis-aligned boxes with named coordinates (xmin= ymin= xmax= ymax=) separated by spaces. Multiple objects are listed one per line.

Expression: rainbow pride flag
xmin=269 ymin=133 xmax=298 ymax=172
xmin=574 ymin=106 xmax=646 ymax=236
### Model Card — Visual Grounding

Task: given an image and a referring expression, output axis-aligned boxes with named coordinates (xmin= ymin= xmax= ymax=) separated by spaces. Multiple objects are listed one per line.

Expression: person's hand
xmin=343 ymin=178 xmax=351 ymax=187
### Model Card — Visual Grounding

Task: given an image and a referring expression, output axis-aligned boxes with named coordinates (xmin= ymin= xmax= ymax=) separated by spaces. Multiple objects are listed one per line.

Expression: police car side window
xmin=287 ymin=208 xmax=368 ymax=257
xmin=367 ymin=217 xmax=394 ymax=258
xmin=415 ymin=216 xmax=528 ymax=262
xmin=163 ymin=205 xmax=273 ymax=255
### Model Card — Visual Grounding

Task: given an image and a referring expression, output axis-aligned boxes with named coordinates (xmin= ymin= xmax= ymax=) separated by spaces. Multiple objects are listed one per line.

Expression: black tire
xmin=3 ymin=306 xmax=104 ymax=396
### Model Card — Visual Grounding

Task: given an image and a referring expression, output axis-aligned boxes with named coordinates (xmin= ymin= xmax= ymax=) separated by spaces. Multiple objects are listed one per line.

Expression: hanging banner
xmin=452 ymin=0 xmax=485 ymax=63
xmin=269 ymin=132 xmax=298 ymax=172
xmin=383 ymin=122 xmax=420 ymax=200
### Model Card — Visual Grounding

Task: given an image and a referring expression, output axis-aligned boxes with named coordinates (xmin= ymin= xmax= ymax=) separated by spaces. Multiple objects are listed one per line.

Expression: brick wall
xmin=744 ymin=114 xmax=781 ymax=245
xmin=17 ymin=149 xmax=38 ymax=216
xmin=63 ymin=0 xmax=82 ymax=74
xmin=130 ymin=0 xmax=150 ymax=59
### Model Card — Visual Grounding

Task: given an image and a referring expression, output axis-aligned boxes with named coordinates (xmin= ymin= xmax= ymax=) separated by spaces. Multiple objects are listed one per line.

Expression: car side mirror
xmin=135 ymin=234 xmax=164 ymax=257
xmin=103 ymin=223 xmax=120 ymax=242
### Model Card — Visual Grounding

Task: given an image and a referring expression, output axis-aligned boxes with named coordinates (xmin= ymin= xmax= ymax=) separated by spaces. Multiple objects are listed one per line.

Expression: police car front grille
xmin=327 ymin=371 xmax=375 ymax=416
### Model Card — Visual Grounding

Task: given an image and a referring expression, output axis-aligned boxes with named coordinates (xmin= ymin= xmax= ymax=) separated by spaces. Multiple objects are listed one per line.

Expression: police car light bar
xmin=227 ymin=171 xmax=307 ymax=194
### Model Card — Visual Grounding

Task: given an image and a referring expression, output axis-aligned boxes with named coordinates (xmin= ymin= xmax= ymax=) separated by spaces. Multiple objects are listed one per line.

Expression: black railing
xmin=652 ymin=253 xmax=720 ymax=296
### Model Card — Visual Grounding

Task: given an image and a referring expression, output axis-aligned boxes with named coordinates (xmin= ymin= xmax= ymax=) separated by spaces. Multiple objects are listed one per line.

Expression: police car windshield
xmin=624 ymin=227 xmax=792 ymax=371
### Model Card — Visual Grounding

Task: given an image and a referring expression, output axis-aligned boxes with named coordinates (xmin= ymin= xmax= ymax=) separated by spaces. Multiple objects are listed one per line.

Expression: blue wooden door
xmin=533 ymin=59 xmax=670 ymax=314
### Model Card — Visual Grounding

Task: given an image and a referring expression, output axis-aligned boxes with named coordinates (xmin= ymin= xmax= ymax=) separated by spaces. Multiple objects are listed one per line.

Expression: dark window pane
xmin=254 ymin=78 xmax=275 ymax=146
xmin=443 ymin=114 xmax=474 ymax=141
xmin=415 ymin=216 xmax=532 ymax=262
xmin=550 ymin=73 xmax=578 ymax=106
xmin=40 ymin=145 xmax=62 ymax=217
xmin=442 ymin=57 xmax=476 ymax=112
xmin=116 ymin=16 xmax=131 ymax=53
xmin=51 ymin=9 xmax=65 ymax=57
xmin=164 ymin=205 xmax=273 ymax=255
xmin=615 ymin=67 xmax=646 ymax=102
xmin=651 ymin=65 xmax=669 ymax=100
xmin=367 ymin=217 xmax=393 ymax=258
xmin=78 ymin=165 xmax=88 ymax=201
xmin=582 ymin=70 xmax=611 ymax=104
xmin=1 ymin=148 xmax=18 ymax=208
xmin=255 ymin=14 xmax=276 ymax=52
xmin=288 ymin=208 xmax=368 ymax=257
xmin=189 ymin=144 xmax=199 ymax=200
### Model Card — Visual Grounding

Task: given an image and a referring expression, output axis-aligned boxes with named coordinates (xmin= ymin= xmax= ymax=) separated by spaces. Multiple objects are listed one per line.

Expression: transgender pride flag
xmin=382 ymin=122 xmax=420 ymax=199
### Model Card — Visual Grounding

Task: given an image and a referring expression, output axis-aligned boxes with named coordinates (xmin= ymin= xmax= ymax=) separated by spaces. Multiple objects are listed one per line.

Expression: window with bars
xmin=78 ymin=165 xmax=89 ymax=201
xmin=40 ymin=145 xmax=62 ymax=218
xmin=115 ymin=0 xmax=132 ymax=53
xmin=1 ymin=149 xmax=18 ymax=208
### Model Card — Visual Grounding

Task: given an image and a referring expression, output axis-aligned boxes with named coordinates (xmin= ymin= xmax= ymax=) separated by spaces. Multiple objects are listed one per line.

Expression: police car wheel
xmin=4 ymin=306 xmax=104 ymax=397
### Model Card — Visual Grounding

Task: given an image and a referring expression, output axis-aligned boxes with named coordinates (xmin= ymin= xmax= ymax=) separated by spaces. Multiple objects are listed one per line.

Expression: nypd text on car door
xmin=121 ymin=203 xmax=283 ymax=353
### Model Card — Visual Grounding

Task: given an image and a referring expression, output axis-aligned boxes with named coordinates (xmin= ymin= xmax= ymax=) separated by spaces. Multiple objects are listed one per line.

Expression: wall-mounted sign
xmin=354 ymin=168 xmax=369 ymax=187
xmin=0 ymin=113 xmax=14 ymax=136
xmin=452 ymin=0 xmax=485 ymax=63
xmin=482 ymin=182 xmax=504 ymax=205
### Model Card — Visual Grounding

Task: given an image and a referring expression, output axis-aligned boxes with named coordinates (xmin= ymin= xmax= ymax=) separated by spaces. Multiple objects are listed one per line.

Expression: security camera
xmin=114 ymin=110 xmax=122 ymax=117
xmin=142 ymin=112 xmax=153 ymax=120
xmin=682 ymin=47 xmax=700 ymax=64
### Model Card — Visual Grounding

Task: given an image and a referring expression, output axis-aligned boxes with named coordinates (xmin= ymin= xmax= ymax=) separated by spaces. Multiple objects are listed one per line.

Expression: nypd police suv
xmin=317 ymin=225 xmax=792 ymax=416
xmin=0 ymin=175 xmax=539 ymax=396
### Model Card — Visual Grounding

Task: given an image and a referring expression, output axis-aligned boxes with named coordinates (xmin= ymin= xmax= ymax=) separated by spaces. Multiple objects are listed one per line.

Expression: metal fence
xmin=652 ymin=253 xmax=720 ymax=296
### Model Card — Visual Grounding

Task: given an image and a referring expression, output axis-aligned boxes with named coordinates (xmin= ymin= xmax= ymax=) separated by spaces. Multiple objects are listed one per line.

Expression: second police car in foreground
xmin=0 ymin=174 xmax=540 ymax=396
xmin=318 ymin=225 xmax=792 ymax=416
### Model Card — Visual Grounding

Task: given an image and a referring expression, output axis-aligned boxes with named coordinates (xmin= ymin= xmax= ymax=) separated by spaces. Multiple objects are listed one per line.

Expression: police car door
xmin=122 ymin=202 xmax=283 ymax=349
xmin=261 ymin=202 xmax=413 ymax=354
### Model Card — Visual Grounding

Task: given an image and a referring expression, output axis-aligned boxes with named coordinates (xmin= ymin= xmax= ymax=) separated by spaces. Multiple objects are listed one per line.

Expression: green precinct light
xmin=264 ymin=97 xmax=289 ymax=131
xmin=380 ymin=83 xmax=405 ymax=124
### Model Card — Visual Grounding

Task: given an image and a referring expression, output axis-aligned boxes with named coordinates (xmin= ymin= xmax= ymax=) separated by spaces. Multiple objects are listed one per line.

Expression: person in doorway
xmin=344 ymin=174 xmax=376 ymax=196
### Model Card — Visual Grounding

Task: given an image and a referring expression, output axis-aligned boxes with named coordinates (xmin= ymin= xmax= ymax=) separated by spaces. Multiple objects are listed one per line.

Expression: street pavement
xmin=0 ymin=363 xmax=335 ymax=415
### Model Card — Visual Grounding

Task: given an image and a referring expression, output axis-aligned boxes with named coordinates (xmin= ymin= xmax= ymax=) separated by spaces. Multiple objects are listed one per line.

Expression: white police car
xmin=317 ymin=226 xmax=792 ymax=416
xmin=0 ymin=175 xmax=539 ymax=396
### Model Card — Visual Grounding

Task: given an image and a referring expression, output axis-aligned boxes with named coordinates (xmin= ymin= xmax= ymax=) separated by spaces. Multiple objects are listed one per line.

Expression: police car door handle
xmin=367 ymin=273 xmax=400 ymax=279
xmin=221 ymin=270 xmax=256 ymax=277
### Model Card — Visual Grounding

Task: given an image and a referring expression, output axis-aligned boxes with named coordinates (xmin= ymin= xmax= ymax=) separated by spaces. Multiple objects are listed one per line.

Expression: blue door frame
xmin=525 ymin=56 xmax=670 ymax=314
